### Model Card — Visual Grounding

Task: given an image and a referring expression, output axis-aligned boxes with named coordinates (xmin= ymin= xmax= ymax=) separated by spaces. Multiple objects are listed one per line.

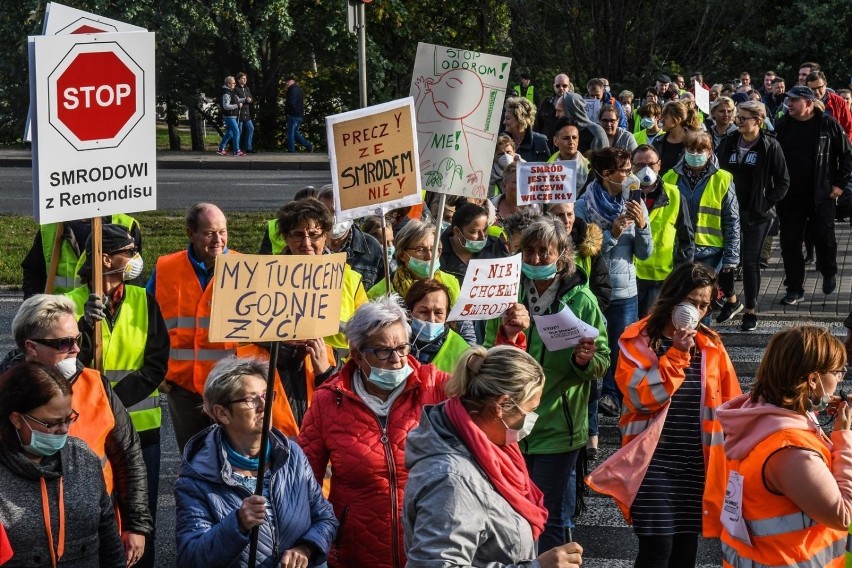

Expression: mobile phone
xmin=629 ymin=189 xmax=642 ymax=203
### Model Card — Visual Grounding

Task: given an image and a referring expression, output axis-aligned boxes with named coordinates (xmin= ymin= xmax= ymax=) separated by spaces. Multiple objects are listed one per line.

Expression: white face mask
xmin=810 ymin=375 xmax=832 ymax=413
xmin=636 ymin=166 xmax=658 ymax=187
xmin=621 ymin=173 xmax=641 ymax=199
xmin=123 ymin=253 xmax=144 ymax=281
xmin=497 ymin=153 xmax=514 ymax=170
xmin=671 ymin=302 xmax=701 ymax=331
xmin=330 ymin=219 xmax=353 ymax=240
xmin=502 ymin=403 xmax=539 ymax=444
xmin=55 ymin=358 xmax=78 ymax=380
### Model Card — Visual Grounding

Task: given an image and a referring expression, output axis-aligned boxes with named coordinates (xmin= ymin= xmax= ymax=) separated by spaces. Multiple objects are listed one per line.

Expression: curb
xmin=0 ymin=153 xmax=331 ymax=171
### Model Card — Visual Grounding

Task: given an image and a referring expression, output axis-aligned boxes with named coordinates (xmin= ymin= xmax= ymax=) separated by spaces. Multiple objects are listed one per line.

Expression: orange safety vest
xmin=155 ymin=250 xmax=239 ymax=394
xmin=721 ymin=428 xmax=846 ymax=567
xmin=68 ymin=368 xmax=116 ymax=494
xmin=234 ymin=344 xmax=334 ymax=436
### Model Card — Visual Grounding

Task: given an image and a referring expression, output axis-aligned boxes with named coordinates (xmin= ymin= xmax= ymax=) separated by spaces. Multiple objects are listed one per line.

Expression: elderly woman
xmin=297 ymin=295 xmax=450 ymax=568
xmin=404 ymin=345 xmax=584 ymax=568
xmin=3 ymin=294 xmax=152 ymax=564
xmin=485 ymin=216 xmax=609 ymax=552
xmin=0 ymin=362 xmax=125 ymax=568
xmin=709 ymin=96 xmax=738 ymax=150
xmin=588 ymin=263 xmax=741 ymax=568
xmin=717 ymin=326 xmax=851 ymax=567
xmin=503 ymin=97 xmax=550 ymax=162
xmin=175 ymin=358 xmax=338 ymax=567
xmin=275 ymin=198 xmax=367 ymax=352
xmin=404 ymin=278 xmax=470 ymax=373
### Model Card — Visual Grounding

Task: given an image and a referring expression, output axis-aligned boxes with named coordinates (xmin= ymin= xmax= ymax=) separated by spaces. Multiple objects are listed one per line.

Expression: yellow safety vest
xmin=267 ymin=219 xmax=287 ymax=254
xmin=513 ymin=84 xmax=535 ymax=102
xmin=429 ymin=330 xmax=471 ymax=374
xmin=634 ymin=183 xmax=681 ymax=281
xmin=663 ymin=169 xmax=731 ymax=248
xmin=67 ymin=284 xmax=160 ymax=432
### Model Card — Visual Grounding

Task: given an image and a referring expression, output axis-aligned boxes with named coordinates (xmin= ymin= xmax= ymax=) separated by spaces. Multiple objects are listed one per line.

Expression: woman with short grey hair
xmin=296 ymin=295 xmax=450 ymax=567
xmin=175 ymin=356 xmax=338 ymax=568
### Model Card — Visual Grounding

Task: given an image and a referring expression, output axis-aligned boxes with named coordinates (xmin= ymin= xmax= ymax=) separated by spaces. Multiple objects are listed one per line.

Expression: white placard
xmin=447 ymin=254 xmax=521 ymax=321
xmin=584 ymin=98 xmax=602 ymax=125
xmin=409 ymin=42 xmax=512 ymax=198
xmin=516 ymin=161 xmax=577 ymax=205
xmin=533 ymin=304 xmax=600 ymax=351
xmin=32 ymin=32 xmax=157 ymax=223
xmin=695 ymin=80 xmax=710 ymax=115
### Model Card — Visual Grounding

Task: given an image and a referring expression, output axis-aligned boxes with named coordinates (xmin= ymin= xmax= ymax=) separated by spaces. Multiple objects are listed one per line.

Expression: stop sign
xmin=47 ymin=42 xmax=144 ymax=151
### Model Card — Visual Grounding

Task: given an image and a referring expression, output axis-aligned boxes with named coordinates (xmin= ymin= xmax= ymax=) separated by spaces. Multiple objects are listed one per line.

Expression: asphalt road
xmin=1 ymin=167 xmax=332 ymax=215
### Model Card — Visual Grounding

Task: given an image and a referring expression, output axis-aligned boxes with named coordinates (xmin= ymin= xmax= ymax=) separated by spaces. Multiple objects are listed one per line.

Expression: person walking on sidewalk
xmin=285 ymin=77 xmax=313 ymax=153
xmin=234 ymin=72 xmax=255 ymax=154
xmin=774 ymin=86 xmax=852 ymax=305
xmin=217 ymin=76 xmax=244 ymax=156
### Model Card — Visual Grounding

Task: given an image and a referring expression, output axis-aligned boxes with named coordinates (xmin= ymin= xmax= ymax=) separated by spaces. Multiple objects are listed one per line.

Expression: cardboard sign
xmin=448 ymin=254 xmax=521 ymax=321
xmin=31 ymin=32 xmax=156 ymax=223
xmin=517 ymin=161 xmax=577 ymax=204
xmin=409 ymin=43 xmax=512 ymax=198
xmin=327 ymin=98 xmax=422 ymax=221
xmin=209 ymin=253 xmax=346 ymax=342
xmin=695 ymin=80 xmax=710 ymax=115
xmin=533 ymin=304 xmax=600 ymax=351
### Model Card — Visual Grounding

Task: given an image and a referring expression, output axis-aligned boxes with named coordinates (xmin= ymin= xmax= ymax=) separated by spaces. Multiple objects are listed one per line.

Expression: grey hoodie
xmin=403 ymin=403 xmax=542 ymax=567
xmin=560 ymin=93 xmax=609 ymax=152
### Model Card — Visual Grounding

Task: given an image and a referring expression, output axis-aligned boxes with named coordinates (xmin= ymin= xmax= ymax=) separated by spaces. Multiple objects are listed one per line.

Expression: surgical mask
xmin=502 ymin=404 xmax=539 ymax=444
xmin=407 ymin=256 xmax=438 ymax=278
xmin=622 ymin=104 xmax=632 ymax=116
xmin=123 ymin=253 xmax=144 ymax=281
xmin=366 ymin=362 xmax=412 ymax=391
xmin=684 ymin=151 xmax=708 ymax=168
xmin=330 ymin=219 xmax=353 ymax=239
xmin=636 ymin=166 xmax=658 ymax=187
xmin=497 ymin=153 xmax=514 ymax=170
xmin=440 ymin=221 xmax=451 ymax=233
xmin=671 ymin=302 xmax=700 ymax=331
xmin=522 ymin=261 xmax=558 ymax=281
xmin=411 ymin=318 xmax=445 ymax=342
xmin=55 ymin=358 xmax=78 ymax=380
xmin=19 ymin=421 xmax=68 ymax=457
xmin=640 ymin=117 xmax=656 ymax=129
xmin=458 ymin=233 xmax=487 ymax=253
xmin=810 ymin=375 xmax=832 ymax=413
xmin=386 ymin=245 xmax=395 ymax=262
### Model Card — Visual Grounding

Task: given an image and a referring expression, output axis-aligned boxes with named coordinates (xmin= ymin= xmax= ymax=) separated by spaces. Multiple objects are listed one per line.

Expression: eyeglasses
xmin=608 ymin=167 xmax=632 ymax=174
xmin=362 ymin=343 xmax=412 ymax=361
xmin=109 ymin=246 xmax=138 ymax=257
xmin=600 ymin=118 xmax=618 ymax=124
xmin=227 ymin=391 xmax=275 ymax=409
xmin=29 ymin=334 xmax=82 ymax=354
xmin=809 ymin=83 xmax=826 ymax=90
xmin=287 ymin=231 xmax=324 ymax=243
xmin=734 ymin=116 xmax=758 ymax=123
xmin=24 ymin=409 xmax=79 ymax=432
xmin=406 ymin=246 xmax=441 ymax=258
xmin=633 ymin=161 xmax=659 ymax=169
xmin=830 ymin=368 xmax=848 ymax=379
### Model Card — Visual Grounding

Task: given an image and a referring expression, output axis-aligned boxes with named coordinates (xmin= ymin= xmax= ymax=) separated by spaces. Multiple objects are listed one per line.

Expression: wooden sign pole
xmin=91 ymin=217 xmax=104 ymax=372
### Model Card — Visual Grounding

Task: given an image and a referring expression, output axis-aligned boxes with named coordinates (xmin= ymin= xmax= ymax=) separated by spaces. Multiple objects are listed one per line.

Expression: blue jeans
xmin=601 ymin=296 xmax=639 ymax=403
xmin=136 ymin=441 xmax=161 ymax=568
xmin=287 ymin=116 xmax=312 ymax=152
xmin=636 ymin=279 xmax=663 ymax=318
xmin=220 ymin=116 xmax=240 ymax=153
xmin=524 ymin=450 xmax=581 ymax=553
xmin=239 ymin=119 xmax=254 ymax=151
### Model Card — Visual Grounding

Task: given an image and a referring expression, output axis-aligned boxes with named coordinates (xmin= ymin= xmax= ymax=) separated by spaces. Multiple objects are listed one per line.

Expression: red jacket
xmin=296 ymin=356 xmax=448 ymax=568
xmin=824 ymin=91 xmax=852 ymax=142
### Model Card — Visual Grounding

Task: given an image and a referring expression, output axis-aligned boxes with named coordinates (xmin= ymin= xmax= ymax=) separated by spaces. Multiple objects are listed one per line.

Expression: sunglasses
xmin=29 ymin=334 xmax=82 ymax=353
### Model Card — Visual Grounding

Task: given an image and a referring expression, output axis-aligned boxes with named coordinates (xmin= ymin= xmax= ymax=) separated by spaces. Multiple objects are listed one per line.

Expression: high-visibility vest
xmin=69 ymin=368 xmax=116 ymax=494
xmin=367 ymin=269 xmax=462 ymax=306
xmin=721 ymin=428 xmax=846 ymax=567
xmin=634 ymin=183 xmax=681 ymax=281
xmin=663 ymin=169 xmax=731 ymax=248
xmin=325 ymin=265 xmax=368 ymax=351
xmin=513 ymin=84 xmax=535 ymax=102
xmin=429 ymin=330 xmax=470 ymax=374
xmin=41 ymin=214 xmax=136 ymax=294
xmin=266 ymin=219 xmax=287 ymax=254
xmin=155 ymin=250 xmax=239 ymax=394
xmin=235 ymin=343 xmax=334 ymax=436
xmin=67 ymin=285 xmax=161 ymax=432
xmin=633 ymin=129 xmax=664 ymax=146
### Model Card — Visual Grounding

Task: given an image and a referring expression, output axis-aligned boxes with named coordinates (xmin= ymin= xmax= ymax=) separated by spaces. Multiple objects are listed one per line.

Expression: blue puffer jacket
xmin=175 ymin=426 xmax=338 ymax=568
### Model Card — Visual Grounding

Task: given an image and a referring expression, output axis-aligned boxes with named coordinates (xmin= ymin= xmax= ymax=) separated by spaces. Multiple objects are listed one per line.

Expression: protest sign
xmin=533 ymin=305 xmax=600 ymax=351
xmin=517 ymin=161 xmax=577 ymax=204
xmin=209 ymin=253 xmax=347 ymax=342
xmin=695 ymin=80 xmax=710 ymax=115
xmin=327 ymin=98 xmax=422 ymax=221
xmin=409 ymin=42 xmax=512 ymax=198
xmin=448 ymin=254 xmax=521 ymax=321
xmin=584 ymin=98 xmax=602 ymax=125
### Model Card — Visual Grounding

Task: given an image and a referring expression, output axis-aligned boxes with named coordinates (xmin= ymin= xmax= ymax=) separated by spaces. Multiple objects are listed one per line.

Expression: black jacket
xmin=534 ymin=95 xmax=560 ymax=144
xmin=439 ymin=230 xmax=508 ymax=284
xmin=285 ymin=83 xmax=305 ymax=117
xmin=717 ymin=130 xmax=790 ymax=222
xmin=233 ymin=83 xmax=253 ymax=122
xmin=775 ymin=109 xmax=852 ymax=204
xmin=514 ymin=127 xmax=551 ymax=163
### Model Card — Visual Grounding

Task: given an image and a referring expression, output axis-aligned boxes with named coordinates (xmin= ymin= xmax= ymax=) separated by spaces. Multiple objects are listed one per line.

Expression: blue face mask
xmin=457 ymin=231 xmax=488 ymax=253
xmin=408 ymin=256 xmax=438 ymax=278
xmin=19 ymin=421 xmax=68 ymax=457
xmin=640 ymin=117 xmax=656 ymax=129
xmin=411 ymin=318 xmax=445 ymax=342
xmin=440 ymin=221 xmax=451 ymax=233
xmin=386 ymin=245 xmax=396 ymax=262
xmin=684 ymin=151 xmax=708 ymax=168
xmin=522 ymin=261 xmax=558 ymax=280
xmin=367 ymin=362 xmax=412 ymax=391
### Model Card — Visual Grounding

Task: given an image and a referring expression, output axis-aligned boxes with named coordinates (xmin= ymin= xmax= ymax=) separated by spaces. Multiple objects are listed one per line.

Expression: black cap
xmin=656 ymin=74 xmax=671 ymax=84
xmin=785 ymin=86 xmax=816 ymax=101
xmin=85 ymin=224 xmax=134 ymax=257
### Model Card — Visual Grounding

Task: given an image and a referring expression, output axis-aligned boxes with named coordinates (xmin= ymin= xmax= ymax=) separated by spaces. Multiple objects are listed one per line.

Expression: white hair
xmin=12 ymin=294 xmax=77 ymax=350
xmin=345 ymin=294 xmax=411 ymax=350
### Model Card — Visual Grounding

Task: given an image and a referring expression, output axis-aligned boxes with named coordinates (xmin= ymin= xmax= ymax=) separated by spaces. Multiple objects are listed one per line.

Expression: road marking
xmin=235 ymin=183 xmax=288 ymax=187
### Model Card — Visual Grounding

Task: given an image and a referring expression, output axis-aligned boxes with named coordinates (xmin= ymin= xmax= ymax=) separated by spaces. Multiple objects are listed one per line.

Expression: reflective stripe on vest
xmin=430 ymin=331 xmax=471 ymax=374
xmin=169 ymin=348 xmax=235 ymax=361
xmin=67 ymin=285 xmax=161 ymax=432
xmin=627 ymin=365 xmax=668 ymax=412
xmin=662 ymin=169 xmax=731 ymax=247
xmin=723 ymin=537 xmax=846 ymax=567
xmin=267 ymin=219 xmax=287 ymax=254
xmin=68 ymin=368 xmax=116 ymax=494
xmin=164 ymin=316 xmax=206 ymax=330
xmin=635 ymin=183 xmax=681 ymax=281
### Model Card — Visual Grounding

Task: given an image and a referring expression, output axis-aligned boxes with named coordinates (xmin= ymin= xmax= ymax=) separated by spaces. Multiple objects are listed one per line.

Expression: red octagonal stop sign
xmin=48 ymin=42 xmax=145 ymax=151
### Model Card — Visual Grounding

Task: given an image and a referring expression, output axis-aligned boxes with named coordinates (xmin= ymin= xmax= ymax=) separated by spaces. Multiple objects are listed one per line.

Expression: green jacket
xmin=484 ymin=270 xmax=610 ymax=454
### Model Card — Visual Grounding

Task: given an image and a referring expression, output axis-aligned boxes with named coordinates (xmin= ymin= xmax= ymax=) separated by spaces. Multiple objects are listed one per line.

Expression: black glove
xmin=84 ymin=293 xmax=106 ymax=326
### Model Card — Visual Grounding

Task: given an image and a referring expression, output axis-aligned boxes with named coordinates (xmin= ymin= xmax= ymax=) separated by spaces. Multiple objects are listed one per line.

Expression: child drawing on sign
xmin=414 ymin=69 xmax=492 ymax=197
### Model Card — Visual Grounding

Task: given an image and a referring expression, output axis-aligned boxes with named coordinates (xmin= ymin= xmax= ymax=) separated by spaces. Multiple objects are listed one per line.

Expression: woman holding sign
xmin=716 ymin=326 xmax=851 ymax=568
xmin=587 ymin=263 xmax=740 ymax=568
xmin=484 ymin=216 xmax=609 ymax=553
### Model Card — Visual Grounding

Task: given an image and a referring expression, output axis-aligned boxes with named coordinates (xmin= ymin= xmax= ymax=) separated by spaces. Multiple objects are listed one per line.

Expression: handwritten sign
xmin=533 ymin=304 xmax=600 ymax=351
xmin=584 ymin=98 xmax=602 ymax=125
xmin=209 ymin=253 xmax=346 ymax=342
xmin=695 ymin=80 xmax=710 ymax=115
xmin=327 ymin=98 xmax=422 ymax=221
xmin=517 ymin=161 xmax=577 ymax=204
xmin=409 ymin=42 xmax=512 ymax=198
xmin=448 ymin=254 xmax=521 ymax=321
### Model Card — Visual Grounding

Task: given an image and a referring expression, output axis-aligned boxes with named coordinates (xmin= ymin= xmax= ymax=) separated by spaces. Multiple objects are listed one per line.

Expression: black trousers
xmin=777 ymin=196 xmax=837 ymax=295
xmin=635 ymin=533 xmax=699 ymax=568
xmin=740 ymin=216 xmax=772 ymax=309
